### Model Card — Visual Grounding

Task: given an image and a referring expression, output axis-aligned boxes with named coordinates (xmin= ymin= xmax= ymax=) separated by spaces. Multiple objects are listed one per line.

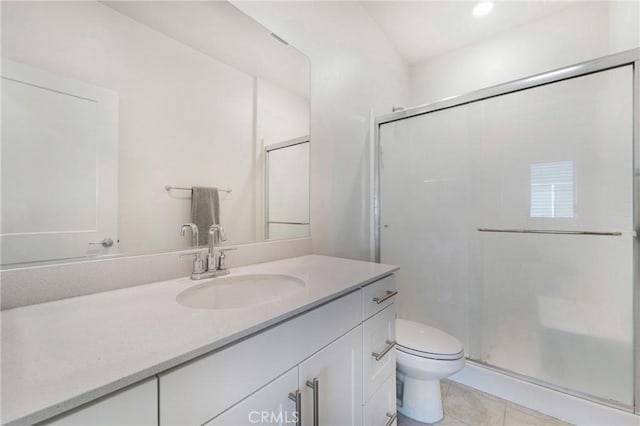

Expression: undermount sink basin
xmin=176 ymin=274 xmax=306 ymax=310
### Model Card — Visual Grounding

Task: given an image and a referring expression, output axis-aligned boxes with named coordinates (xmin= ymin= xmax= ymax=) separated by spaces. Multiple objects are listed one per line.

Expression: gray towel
xmin=191 ymin=187 xmax=219 ymax=246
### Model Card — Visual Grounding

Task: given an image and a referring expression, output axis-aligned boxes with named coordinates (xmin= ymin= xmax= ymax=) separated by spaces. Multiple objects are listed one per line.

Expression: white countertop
xmin=1 ymin=255 xmax=397 ymax=425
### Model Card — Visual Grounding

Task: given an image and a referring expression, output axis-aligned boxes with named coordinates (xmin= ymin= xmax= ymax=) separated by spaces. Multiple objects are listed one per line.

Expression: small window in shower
xmin=530 ymin=161 xmax=574 ymax=218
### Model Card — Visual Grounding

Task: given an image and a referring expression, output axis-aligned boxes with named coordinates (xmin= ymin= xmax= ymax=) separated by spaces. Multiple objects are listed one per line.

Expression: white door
xmin=299 ymin=326 xmax=363 ymax=426
xmin=1 ymin=60 xmax=118 ymax=265
xmin=208 ymin=367 xmax=300 ymax=426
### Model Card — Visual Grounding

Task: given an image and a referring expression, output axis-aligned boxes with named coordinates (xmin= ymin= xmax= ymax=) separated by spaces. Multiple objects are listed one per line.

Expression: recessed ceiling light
xmin=473 ymin=1 xmax=493 ymax=17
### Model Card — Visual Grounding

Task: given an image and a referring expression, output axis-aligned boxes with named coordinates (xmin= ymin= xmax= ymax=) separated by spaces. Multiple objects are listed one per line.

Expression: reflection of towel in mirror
xmin=191 ymin=187 xmax=219 ymax=246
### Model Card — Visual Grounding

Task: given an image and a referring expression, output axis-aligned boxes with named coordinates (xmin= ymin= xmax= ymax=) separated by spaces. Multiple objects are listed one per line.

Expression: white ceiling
xmin=362 ymin=1 xmax=577 ymax=65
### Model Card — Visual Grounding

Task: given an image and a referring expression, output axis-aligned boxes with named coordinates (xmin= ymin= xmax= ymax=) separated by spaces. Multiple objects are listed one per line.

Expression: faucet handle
xmin=218 ymin=247 xmax=236 ymax=271
xmin=180 ymin=251 xmax=206 ymax=274
xmin=208 ymin=224 xmax=227 ymax=244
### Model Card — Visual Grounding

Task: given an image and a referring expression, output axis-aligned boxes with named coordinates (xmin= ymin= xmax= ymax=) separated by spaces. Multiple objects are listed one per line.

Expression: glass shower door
xmin=379 ymin=64 xmax=635 ymax=407
xmin=472 ymin=65 xmax=634 ymax=406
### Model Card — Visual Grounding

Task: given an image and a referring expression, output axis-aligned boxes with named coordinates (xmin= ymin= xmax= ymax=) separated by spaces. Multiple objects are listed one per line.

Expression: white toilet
xmin=396 ymin=319 xmax=465 ymax=423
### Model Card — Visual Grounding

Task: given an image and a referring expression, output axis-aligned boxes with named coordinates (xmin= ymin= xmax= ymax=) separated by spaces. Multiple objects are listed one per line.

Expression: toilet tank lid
xmin=396 ymin=319 xmax=463 ymax=356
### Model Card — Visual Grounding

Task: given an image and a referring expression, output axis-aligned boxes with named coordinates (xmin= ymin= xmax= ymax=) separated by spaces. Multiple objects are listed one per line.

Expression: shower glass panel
xmin=379 ymin=102 xmax=481 ymax=350
xmin=379 ymin=65 xmax=635 ymax=407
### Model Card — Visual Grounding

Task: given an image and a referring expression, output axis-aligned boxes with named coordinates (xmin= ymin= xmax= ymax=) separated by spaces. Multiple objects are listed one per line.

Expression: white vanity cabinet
xmin=3 ymin=256 xmax=399 ymax=426
xmin=362 ymin=275 xmax=398 ymax=426
xmin=159 ymin=274 xmax=397 ymax=426
xmin=208 ymin=326 xmax=364 ymax=426
xmin=158 ymin=275 xmax=397 ymax=426
xmin=363 ymin=275 xmax=397 ymax=320
xmin=363 ymin=304 xmax=396 ymax=401
xmin=159 ymin=290 xmax=363 ymax=425
xmin=364 ymin=374 xmax=397 ymax=426
xmin=299 ymin=326 xmax=363 ymax=426
xmin=207 ymin=367 xmax=300 ymax=426
xmin=41 ymin=378 xmax=157 ymax=426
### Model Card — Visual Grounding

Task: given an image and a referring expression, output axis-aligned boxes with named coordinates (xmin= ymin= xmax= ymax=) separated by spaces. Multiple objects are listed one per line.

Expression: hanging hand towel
xmin=191 ymin=186 xmax=220 ymax=246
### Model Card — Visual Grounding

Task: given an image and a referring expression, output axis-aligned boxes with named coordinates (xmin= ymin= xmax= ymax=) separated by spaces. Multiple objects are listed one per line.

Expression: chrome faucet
xmin=180 ymin=223 xmax=199 ymax=247
xmin=180 ymin=224 xmax=233 ymax=280
xmin=208 ymin=224 xmax=226 ymax=272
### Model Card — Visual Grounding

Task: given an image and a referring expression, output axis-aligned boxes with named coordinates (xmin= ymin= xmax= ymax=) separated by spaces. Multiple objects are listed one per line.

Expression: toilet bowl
xmin=396 ymin=319 xmax=465 ymax=423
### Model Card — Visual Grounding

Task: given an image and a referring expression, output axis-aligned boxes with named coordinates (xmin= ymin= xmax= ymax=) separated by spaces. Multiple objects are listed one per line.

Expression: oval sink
xmin=176 ymin=274 xmax=305 ymax=310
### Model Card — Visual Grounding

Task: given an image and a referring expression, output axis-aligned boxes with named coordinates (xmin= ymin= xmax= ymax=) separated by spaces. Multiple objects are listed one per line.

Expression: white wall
xmin=410 ymin=1 xmax=640 ymax=106
xmin=234 ymin=1 xmax=410 ymax=261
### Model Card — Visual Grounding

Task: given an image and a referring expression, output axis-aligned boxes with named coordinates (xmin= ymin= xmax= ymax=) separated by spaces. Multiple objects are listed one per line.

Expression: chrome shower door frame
xmin=374 ymin=48 xmax=640 ymax=414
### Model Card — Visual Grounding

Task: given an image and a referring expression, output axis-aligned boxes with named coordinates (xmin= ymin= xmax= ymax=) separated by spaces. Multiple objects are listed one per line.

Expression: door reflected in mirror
xmin=266 ymin=138 xmax=310 ymax=240
xmin=1 ymin=1 xmax=310 ymax=266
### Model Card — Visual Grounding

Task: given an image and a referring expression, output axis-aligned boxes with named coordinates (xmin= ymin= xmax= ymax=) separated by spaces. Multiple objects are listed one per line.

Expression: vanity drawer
xmin=363 ymin=274 xmax=397 ymax=320
xmin=159 ymin=290 xmax=361 ymax=426
xmin=363 ymin=303 xmax=396 ymax=402
xmin=363 ymin=373 xmax=397 ymax=426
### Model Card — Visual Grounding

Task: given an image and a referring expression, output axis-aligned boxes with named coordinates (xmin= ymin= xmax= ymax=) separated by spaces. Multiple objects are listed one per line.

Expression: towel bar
xmin=165 ymin=185 xmax=231 ymax=193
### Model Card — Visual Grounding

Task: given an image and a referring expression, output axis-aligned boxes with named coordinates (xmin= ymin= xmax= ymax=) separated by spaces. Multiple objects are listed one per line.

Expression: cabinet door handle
xmin=306 ymin=378 xmax=319 ymax=426
xmin=372 ymin=340 xmax=396 ymax=361
xmin=373 ymin=290 xmax=398 ymax=304
xmin=288 ymin=390 xmax=302 ymax=426
xmin=385 ymin=412 xmax=397 ymax=426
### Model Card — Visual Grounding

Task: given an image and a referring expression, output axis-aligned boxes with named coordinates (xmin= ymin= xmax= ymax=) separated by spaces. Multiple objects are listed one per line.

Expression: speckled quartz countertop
xmin=1 ymin=255 xmax=398 ymax=425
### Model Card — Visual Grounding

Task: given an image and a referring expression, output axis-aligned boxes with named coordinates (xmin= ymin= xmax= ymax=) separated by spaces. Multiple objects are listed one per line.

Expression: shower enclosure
xmin=376 ymin=49 xmax=639 ymax=412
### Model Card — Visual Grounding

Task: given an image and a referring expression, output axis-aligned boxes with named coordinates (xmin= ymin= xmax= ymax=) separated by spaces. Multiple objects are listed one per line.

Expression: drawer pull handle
xmin=373 ymin=290 xmax=398 ymax=304
xmin=372 ymin=340 xmax=396 ymax=361
xmin=288 ymin=390 xmax=302 ymax=426
xmin=306 ymin=378 xmax=319 ymax=426
xmin=385 ymin=412 xmax=398 ymax=426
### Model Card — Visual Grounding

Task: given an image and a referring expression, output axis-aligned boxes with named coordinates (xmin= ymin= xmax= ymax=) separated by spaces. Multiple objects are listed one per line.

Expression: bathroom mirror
xmin=0 ymin=1 xmax=310 ymax=266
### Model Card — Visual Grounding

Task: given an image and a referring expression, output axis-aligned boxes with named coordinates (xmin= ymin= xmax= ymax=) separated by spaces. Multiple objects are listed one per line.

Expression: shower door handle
xmin=477 ymin=228 xmax=622 ymax=236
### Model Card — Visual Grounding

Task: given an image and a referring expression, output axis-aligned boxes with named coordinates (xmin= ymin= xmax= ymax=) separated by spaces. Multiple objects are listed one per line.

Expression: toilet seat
xmin=396 ymin=319 xmax=464 ymax=361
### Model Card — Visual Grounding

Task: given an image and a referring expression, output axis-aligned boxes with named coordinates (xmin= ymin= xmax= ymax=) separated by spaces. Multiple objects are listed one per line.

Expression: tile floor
xmin=397 ymin=380 xmax=573 ymax=426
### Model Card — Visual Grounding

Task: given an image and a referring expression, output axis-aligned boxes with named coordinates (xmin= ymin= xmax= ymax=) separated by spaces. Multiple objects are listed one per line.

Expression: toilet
xmin=396 ymin=319 xmax=465 ymax=423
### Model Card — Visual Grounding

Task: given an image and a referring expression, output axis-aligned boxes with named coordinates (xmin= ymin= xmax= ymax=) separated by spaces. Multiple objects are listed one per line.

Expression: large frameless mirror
xmin=1 ymin=1 xmax=310 ymax=267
